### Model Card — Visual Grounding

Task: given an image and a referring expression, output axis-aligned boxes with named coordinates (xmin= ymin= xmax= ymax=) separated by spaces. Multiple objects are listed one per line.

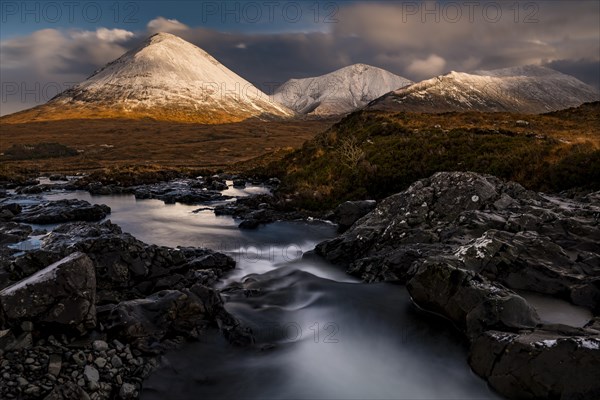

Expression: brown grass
xmin=0 ymin=117 xmax=336 ymax=174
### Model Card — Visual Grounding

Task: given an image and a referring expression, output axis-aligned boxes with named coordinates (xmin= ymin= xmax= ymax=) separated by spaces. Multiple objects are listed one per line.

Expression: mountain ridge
xmin=367 ymin=65 xmax=599 ymax=114
xmin=273 ymin=64 xmax=412 ymax=116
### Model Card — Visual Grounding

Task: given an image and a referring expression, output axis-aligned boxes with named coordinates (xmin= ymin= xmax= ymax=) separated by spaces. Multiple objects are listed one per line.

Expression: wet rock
xmin=38 ymin=221 xmax=236 ymax=302
xmin=470 ymin=328 xmax=600 ymax=399
xmin=315 ymin=171 xmax=600 ymax=399
xmin=407 ymin=257 xmax=540 ymax=338
xmin=232 ymin=179 xmax=246 ymax=188
xmin=316 ymin=172 xmax=600 ymax=300
xmin=329 ymin=200 xmax=376 ymax=233
xmin=238 ymin=219 xmax=260 ymax=230
xmin=0 ymin=222 xmax=32 ymax=245
xmin=14 ymin=199 xmax=110 ymax=224
xmin=98 ymin=286 xmax=223 ymax=350
xmin=0 ymin=252 xmax=96 ymax=333
xmin=48 ymin=175 xmax=67 ymax=181
xmin=0 ymin=203 xmax=22 ymax=216
xmin=131 ymin=179 xmax=228 ymax=205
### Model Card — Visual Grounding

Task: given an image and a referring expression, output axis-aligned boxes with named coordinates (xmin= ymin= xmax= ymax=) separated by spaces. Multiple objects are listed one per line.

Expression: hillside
xmin=264 ymin=102 xmax=600 ymax=210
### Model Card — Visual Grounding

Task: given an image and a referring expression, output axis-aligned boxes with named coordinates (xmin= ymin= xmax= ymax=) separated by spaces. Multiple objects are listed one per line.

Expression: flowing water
xmin=37 ymin=186 xmax=505 ymax=399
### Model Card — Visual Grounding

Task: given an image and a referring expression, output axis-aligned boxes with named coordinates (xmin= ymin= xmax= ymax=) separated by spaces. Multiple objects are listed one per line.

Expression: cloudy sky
xmin=1 ymin=0 xmax=599 ymax=115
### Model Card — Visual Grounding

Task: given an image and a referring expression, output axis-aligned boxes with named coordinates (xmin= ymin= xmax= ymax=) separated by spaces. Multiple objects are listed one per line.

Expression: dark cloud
xmin=2 ymin=1 xmax=599 ymax=115
xmin=544 ymin=59 xmax=600 ymax=90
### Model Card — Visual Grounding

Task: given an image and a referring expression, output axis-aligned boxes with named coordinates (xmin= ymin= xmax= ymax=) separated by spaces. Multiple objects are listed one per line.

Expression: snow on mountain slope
xmin=273 ymin=64 xmax=412 ymax=116
xmin=3 ymin=33 xmax=292 ymax=124
xmin=367 ymin=65 xmax=600 ymax=114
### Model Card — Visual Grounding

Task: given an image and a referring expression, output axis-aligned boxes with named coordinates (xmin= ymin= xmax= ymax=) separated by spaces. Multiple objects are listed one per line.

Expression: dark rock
xmin=14 ymin=199 xmax=110 ymax=224
xmin=316 ymin=172 xmax=600 ymax=308
xmin=0 ymin=222 xmax=32 ymax=245
xmin=0 ymin=252 xmax=96 ymax=333
xmin=48 ymin=175 xmax=67 ymax=181
xmin=42 ymin=380 xmax=90 ymax=400
xmin=98 ymin=285 xmax=241 ymax=351
xmin=407 ymin=257 xmax=540 ymax=338
xmin=239 ymin=219 xmax=260 ymax=229
xmin=131 ymin=180 xmax=228 ymax=205
xmin=0 ymin=203 xmax=21 ymax=216
xmin=38 ymin=221 xmax=235 ymax=302
xmin=329 ymin=200 xmax=376 ymax=233
xmin=469 ymin=328 xmax=600 ymax=399
xmin=232 ymin=179 xmax=246 ymax=188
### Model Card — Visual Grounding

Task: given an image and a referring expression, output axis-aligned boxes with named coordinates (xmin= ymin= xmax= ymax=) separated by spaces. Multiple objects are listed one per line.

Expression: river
xmin=39 ymin=183 xmax=502 ymax=400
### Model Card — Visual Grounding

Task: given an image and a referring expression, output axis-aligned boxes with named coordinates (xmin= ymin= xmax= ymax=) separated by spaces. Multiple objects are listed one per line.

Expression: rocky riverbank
xmin=0 ymin=181 xmax=254 ymax=399
xmin=314 ymin=171 xmax=600 ymax=399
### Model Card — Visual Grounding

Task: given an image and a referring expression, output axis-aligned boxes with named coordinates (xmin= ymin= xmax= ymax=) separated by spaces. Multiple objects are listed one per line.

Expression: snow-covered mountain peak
xmin=370 ymin=65 xmax=599 ymax=114
xmin=11 ymin=33 xmax=292 ymax=123
xmin=273 ymin=64 xmax=412 ymax=115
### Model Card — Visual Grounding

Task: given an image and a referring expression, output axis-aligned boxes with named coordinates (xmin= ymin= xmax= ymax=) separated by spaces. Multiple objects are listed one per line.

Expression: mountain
xmin=272 ymin=64 xmax=412 ymax=116
xmin=367 ymin=65 xmax=600 ymax=114
xmin=2 ymin=33 xmax=292 ymax=124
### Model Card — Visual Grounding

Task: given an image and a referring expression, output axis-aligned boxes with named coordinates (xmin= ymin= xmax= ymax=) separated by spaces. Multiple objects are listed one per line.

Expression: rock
xmin=119 ymin=382 xmax=136 ymax=399
xmin=238 ymin=219 xmax=261 ymax=230
xmin=0 ymin=252 xmax=96 ymax=333
xmin=48 ymin=175 xmax=67 ymax=181
xmin=232 ymin=179 xmax=246 ymax=188
xmin=43 ymin=380 xmax=90 ymax=400
xmin=470 ymin=328 xmax=600 ymax=399
xmin=0 ymin=203 xmax=22 ymax=215
xmin=99 ymin=287 xmax=220 ymax=350
xmin=38 ymin=221 xmax=236 ymax=302
xmin=316 ymin=172 xmax=600 ymax=301
xmin=131 ymin=179 xmax=229 ymax=205
xmin=94 ymin=357 xmax=107 ymax=369
xmin=92 ymin=340 xmax=108 ymax=352
xmin=0 ymin=222 xmax=32 ymax=245
xmin=48 ymin=354 xmax=62 ymax=377
xmin=14 ymin=199 xmax=110 ymax=224
xmin=407 ymin=257 xmax=540 ymax=338
xmin=329 ymin=200 xmax=376 ymax=233
xmin=110 ymin=355 xmax=123 ymax=368
xmin=83 ymin=365 xmax=99 ymax=383
xmin=72 ymin=351 xmax=87 ymax=366
xmin=20 ymin=321 xmax=33 ymax=332
xmin=314 ymin=171 xmax=600 ymax=400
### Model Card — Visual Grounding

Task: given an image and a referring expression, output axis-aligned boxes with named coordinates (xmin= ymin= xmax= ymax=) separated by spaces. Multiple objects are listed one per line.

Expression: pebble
xmin=111 ymin=356 xmax=123 ymax=368
xmin=119 ymin=382 xmax=136 ymax=399
xmin=92 ymin=340 xmax=109 ymax=352
xmin=84 ymin=365 xmax=100 ymax=383
xmin=94 ymin=357 xmax=107 ymax=369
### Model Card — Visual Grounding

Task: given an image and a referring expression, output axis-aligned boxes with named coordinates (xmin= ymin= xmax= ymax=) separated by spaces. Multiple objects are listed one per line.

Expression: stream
xmin=34 ymin=184 xmax=505 ymax=400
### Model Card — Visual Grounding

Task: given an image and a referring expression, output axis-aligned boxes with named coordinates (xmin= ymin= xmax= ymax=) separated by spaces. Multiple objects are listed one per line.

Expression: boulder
xmin=0 ymin=252 xmax=96 ymax=333
xmin=470 ymin=328 xmax=600 ymax=399
xmin=14 ymin=199 xmax=110 ymax=224
xmin=329 ymin=200 xmax=376 ymax=233
xmin=97 ymin=284 xmax=251 ymax=350
xmin=407 ymin=257 xmax=540 ymax=338
xmin=0 ymin=222 xmax=32 ymax=245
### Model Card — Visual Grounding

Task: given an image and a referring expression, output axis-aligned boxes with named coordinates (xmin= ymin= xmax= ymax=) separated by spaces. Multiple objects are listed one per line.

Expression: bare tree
xmin=338 ymin=136 xmax=365 ymax=170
